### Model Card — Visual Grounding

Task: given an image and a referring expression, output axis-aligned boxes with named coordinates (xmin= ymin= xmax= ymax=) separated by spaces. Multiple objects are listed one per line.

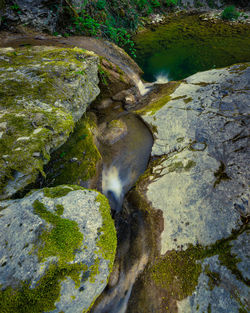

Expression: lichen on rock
xmin=0 ymin=46 xmax=100 ymax=199
xmin=0 ymin=186 xmax=117 ymax=313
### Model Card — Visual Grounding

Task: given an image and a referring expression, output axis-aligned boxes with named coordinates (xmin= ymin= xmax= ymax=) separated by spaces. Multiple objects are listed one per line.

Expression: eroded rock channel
xmin=0 ymin=13 xmax=249 ymax=313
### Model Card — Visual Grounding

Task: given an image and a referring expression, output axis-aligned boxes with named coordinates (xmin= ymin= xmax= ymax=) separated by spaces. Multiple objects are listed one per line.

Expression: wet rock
xmin=98 ymin=119 xmax=128 ymax=145
xmin=112 ymin=89 xmax=131 ymax=101
xmin=136 ymin=63 xmax=250 ymax=312
xmin=0 ymin=46 xmax=100 ymax=199
xmin=125 ymin=94 xmax=136 ymax=106
xmin=97 ymin=98 xmax=113 ymax=109
xmin=0 ymin=186 xmax=117 ymax=313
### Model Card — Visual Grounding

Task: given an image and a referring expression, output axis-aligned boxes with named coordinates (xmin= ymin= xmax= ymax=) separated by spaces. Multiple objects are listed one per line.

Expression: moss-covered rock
xmin=0 ymin=46 xmax=100 ymax=199
xmin=41 ymin=113 xmax=101 ymax=188
xmin=0 ymin=186 xmax=117 ymax=313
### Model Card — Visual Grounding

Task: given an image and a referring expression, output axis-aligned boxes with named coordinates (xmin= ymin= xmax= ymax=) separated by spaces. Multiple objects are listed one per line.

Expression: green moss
xmin=204 ymin=266 xmax=221 ymax=290
xmin=183 ymin=97 xmax=193 ymax=104
xmin=168 ymin=160 xmax=196 ymax=172
xmin=0 ymin=262 xmax=86 ymax=313
xmin=55 ymin=204 xmax=64 ymax=216
xmin=150 ymin=224 xmax=248 ymax=300
xmin=95 ymin=194 xmax=117 ymax=268
xmin=151 ymin=248 xmax=202 ymax=300
xmin=136 ymin=82 xmax=181 ymax=115
xmin=42 ymin=115 xmax=101 ymax=187
xmin=43 ymin=185 xmax=83 ymax=198
xmin=33 ymin=200 xmax=83 ymax=263
xmin=213 ymin=161 xmax=231 ymax=187
xmin=0 ymin=46 xmax=98 ymax=195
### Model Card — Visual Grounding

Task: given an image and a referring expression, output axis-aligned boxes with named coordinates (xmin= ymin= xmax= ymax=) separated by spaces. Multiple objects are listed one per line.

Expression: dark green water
xmin=133 ymin=15 xmax=250 ymax=82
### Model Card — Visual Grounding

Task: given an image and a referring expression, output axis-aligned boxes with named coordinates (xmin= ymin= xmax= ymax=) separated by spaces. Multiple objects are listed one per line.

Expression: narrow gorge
xmin=0 ymin=2 xmax=249 ymax=313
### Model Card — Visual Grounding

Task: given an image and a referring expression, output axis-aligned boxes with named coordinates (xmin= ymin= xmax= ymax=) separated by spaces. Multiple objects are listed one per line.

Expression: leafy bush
xmin=164 ymin=0 xmax=178 ymax=6
xmin=73 ymin=11 xmax=100 ymax=35
xmin=96 ymin=0 xmax=106 ymax=10
xmin=221 ymin=6 xmax=240 ymax=20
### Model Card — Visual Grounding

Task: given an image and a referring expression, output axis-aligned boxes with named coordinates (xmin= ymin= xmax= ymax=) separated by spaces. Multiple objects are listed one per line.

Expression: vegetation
xmin=221 ymin=6 xmax=240 ymax=20
xmin=57 ymin=0 xmax=180 ymax=57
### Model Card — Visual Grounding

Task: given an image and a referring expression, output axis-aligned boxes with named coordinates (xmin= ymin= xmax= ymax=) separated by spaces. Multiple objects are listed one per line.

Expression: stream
xmin=4 ymin=12 xmax=249 ymax=313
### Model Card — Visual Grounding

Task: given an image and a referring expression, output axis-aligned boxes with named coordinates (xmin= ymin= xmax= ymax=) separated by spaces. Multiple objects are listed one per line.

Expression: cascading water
xmin=92 ymin=111 xmax=153 ymax=313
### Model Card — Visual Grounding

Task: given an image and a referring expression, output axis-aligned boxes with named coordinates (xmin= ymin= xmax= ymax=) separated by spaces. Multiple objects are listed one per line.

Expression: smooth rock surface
xmin=138 ymin=64 xmax=250 ymax=312
xmin=0 ymin=186 xmax=116 ymax=313
xmin=0 ymin=46 xmax=100 ymax=198
xmin=141 ymin=64 xmax=250 ymax=254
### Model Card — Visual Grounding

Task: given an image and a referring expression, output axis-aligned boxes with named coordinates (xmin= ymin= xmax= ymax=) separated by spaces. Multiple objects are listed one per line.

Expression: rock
xmin=112 ymin=89 xmax=131 ymax=101
xmin=0 ymin=46 xmax=100 ymax=199
xmin=135 ymin=63 xmax=250 ymax=312
xmin=97 ymin=98 xmax=113 ymax=109
xmin=125 ymin=94 xmax=136 ymax=105
xmin=0 ymin=185 xmax=117 ymax=313
xmin=98 ymin=119 xmax=128 ymax=145
xmin=3 ymin=0 xmax=58 ymax=33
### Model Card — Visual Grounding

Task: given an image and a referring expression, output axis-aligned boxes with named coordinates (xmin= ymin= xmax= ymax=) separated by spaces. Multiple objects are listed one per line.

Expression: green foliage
xmin=151 ymin=0 xmax=161 ymax=7
xmin=221 ymin=6 xmax=240 ymax=20
xmin=164 ymin=0 xmax=177 ymax=6
xmin=96 ymin=0 xmax=106 ymax=10
xmin=66 ymin=0 xmax=178 ymax=59
xmin=73 ymin=10 xmax=100 ymax=35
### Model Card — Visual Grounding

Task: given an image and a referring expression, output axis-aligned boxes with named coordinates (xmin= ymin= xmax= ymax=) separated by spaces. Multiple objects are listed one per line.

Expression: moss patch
xmin=151 ymin=248 xmax=202 ymax=300
xmin=150 ymin=224 xmax=248 ymax=301
xmin=43 ymin=185 xmax=83 ymax=198
xmin=95 ymin=194 xmax=117 ymax=268
xmin=42 ymin=114 xmax=101 ymax=187
xmin=33 ymin=200 xmax=83 ymax=263
xmin=0 ymin=262 xmax=86 ymax=313
xmin=136 ymin=81 xmax=181 ymax=116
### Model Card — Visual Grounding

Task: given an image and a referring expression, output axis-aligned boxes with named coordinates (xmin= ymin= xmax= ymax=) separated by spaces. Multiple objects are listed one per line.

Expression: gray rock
xmin=0 ymin=186 xmax=117 ymax=313
xmin=3 ymin=0 xmax=58 ymax=33
xmin=0 ymin=46 xmax=100 ymax=199
xmin=138 ymin=64 xmax=250 ymax=312
xmin=140 ymin=64 xmax=250 ymax=254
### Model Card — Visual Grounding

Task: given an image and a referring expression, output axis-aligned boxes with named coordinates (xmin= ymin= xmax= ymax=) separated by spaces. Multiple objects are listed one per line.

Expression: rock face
xmin=3 ymin=0 xmax=58 ymax=32
xmin=0 ymin=185 xmax=117 ymax=313
xmin=137 ymin=64 xmax=249 ymax=312
xmin=0 ymin=46 xmax=100 ymax=199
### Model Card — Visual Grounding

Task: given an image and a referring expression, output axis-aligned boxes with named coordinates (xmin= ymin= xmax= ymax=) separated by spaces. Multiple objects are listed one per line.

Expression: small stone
xmin=125 ymin=94 xmax=136 ymax=105
xmin=32 ymin=152 xmax=40 ymax=157
xmin=70 ymin=157 xmax=78 ymax=162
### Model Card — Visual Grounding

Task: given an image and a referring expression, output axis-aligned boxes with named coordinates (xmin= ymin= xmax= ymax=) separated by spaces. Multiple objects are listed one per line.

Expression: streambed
xmin=133 ymin=14 xmax=250 ymax=81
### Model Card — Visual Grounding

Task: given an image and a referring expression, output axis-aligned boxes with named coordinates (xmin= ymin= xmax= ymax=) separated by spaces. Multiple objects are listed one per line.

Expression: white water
xmin=154 ymin=72 xmax=169 ymax=84
xmin=102 ymin=166 xmax=123 ymax=202
xmin=131 ymin=71 xmax=169 ymax=96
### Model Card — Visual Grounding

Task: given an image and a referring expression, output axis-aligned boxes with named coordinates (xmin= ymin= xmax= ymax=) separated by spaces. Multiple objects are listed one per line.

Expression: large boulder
xmin=134 ymin=64 xmax=249 ymax=312
xmin=0 ymin=185 xmax=117 ymax=313
xmin=0 ymin=46 xmax=100 ymax=199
